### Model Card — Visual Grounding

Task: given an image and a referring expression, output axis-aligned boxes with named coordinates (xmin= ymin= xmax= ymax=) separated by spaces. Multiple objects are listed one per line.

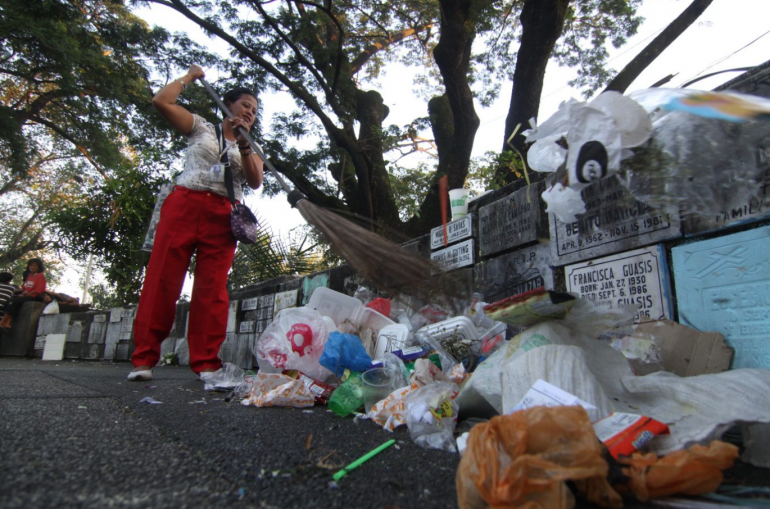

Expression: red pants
xmin=132 ymin=187 xmax=237 ymax=373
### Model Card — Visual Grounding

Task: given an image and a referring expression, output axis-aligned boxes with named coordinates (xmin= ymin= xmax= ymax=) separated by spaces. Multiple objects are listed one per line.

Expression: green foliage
xmin=228 ymin=219 xmax=327 ymax=291
xmin=87 ymin=281 xmax=125 ymax=310
xmin=387 ymin=161 xmax=434 ymax=222
xmin=49 ymin=165 xmax=163 ymax=304
xmin=468 ymin=150 xmax=526 ymax=192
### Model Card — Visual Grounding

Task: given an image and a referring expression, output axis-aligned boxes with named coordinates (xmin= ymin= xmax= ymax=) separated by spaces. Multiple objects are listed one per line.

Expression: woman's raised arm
xmin=151 ymin=65 xmax=205 ymax=136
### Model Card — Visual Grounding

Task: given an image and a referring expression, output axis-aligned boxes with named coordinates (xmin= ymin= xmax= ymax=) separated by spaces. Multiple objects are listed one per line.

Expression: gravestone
xmin=88 ymin=322 xmax=107 ymax=344
xmin=115 ymin=341 xmax=131 ymax=361
xmin=431 ymin=239 xmax=474 ymax=271
xmin=549 ymin=176 xmax=681 ymax=266
xmin=109 ymin=308 xmax=122 ymax=322
xmin=239 ymin=320 xmax=256 ymax=333
xmin=474 ymin=242 xmax=555 ymax=303
xmin=672 ymin=225 xmax=770 ymax=370
xmin=241 ymin=297 xmax=258 ymax=311
xmin=104 ymin=320 xmax=123 ymax=360
xmin=219 ymin=333 xmax=236 ymax=364
xmin=431 ymin=215 xmax=473 ymax=250
xmin=236 ymin=333 xmax=255 ymax=369
xmin=37 ymin=314 xmax=71 ymax=337
xmin=256 ymin=294 xmax=275 ymax=334
xmin=226 ymin=301 xmax=238 ymax=333
xmin=683 ymin=167 xmax=770 ymax=235
xmin=274 ymin=289 xmax=298 ymax=314
xmin=82 ymin=343 xmax=103 ymax=360
xmin=565 ymin=245 xmax=673 ymax=323
xmin=301 ymin=273 xmax=330 ymax=305
xmin=478 ymin=182 xmax=548 ymax=257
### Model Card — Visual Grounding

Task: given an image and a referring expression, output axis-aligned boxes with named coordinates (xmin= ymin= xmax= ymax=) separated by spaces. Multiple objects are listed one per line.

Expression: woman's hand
xmin=186 ymin=64 xmax=205 ymax=83
xmin=229 ymin=117 xmax=251 ymax=143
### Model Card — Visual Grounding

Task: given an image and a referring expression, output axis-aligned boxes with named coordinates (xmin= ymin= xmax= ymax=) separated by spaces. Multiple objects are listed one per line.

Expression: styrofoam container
xmin=306 ymin=287 xmax=395 ymax=334
xmin=373 ymin=324 xmax=412 ymax=359
xmin=306 ymin=287 xmax=361 ymax=326
xmin=417 ymin=316 xmax=479 ymax=343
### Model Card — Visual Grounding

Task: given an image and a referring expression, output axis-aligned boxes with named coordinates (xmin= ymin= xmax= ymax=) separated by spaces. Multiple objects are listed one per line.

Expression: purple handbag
xmin=230 ymin=203 xmax=259 ymax=244
xmin=217 ymin=124 xmax=259 ymax=244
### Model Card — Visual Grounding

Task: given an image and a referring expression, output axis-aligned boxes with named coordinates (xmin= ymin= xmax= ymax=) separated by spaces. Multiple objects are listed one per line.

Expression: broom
xmin=200 ymin=79 xmax=461 ymax=301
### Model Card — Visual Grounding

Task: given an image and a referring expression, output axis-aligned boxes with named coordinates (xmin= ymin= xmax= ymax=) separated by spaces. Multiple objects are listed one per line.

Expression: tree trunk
xmin=500 ymin=0 xmax=570 ymax=184
xmin=408 ymin=0 xmax=481 ymax=235
xmin=356 ymin=89 xmax=401 ymax=230
xmin=604 ymin=0 xmax=714 ymax=93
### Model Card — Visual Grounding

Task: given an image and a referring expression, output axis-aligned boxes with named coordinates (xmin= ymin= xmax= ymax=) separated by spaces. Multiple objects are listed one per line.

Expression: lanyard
xmin=217 ymin=123 xmax=235 ymax=161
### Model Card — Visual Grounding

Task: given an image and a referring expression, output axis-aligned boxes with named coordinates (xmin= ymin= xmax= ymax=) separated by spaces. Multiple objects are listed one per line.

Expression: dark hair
xmin=0 ymin=272 xmax=12 ymax=284
xmin=223 ymin=88 xmax=257 ymax=110
xmin=27 ymin=258 xmax=45 ymax=273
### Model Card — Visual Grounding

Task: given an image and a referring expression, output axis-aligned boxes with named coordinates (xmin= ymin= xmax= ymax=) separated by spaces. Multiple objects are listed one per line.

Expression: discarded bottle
xmin=328 ymin=372 xmax=364 ymax=417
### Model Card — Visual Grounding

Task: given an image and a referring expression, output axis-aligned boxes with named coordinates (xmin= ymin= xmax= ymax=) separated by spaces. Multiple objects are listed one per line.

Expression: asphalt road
xmin=0 ymin=358 xmax=764 ymax=509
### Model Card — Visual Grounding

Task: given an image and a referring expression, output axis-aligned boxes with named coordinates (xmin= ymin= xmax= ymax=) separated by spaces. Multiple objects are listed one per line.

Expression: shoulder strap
xmin=216 ymin=123 xmax=236 ymax=206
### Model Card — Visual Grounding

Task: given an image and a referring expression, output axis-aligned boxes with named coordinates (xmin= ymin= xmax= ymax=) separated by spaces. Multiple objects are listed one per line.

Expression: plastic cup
xmin=328 ymin=372 xmax=364 ymax=417
xmin=362 ymin=368 xmax=395 ymax=413
xmin=448 ymin=188 xmax=471 ymax=221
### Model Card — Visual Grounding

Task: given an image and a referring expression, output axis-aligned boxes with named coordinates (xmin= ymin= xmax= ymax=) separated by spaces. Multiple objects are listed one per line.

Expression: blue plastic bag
xmin=319 ymin=332 xmax=372 ymax=377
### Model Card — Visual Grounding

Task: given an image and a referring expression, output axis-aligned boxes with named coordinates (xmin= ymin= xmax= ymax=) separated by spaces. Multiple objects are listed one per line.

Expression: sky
xmin=55 ymin=0 xmax=770 ymax=299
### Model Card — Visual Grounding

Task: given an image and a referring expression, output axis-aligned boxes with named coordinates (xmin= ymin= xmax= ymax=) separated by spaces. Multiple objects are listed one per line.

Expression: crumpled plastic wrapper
xmin=240 ymin=373 xmax=315 ymax=408
xmin=541 ymin=181 xmax=587 ymax=224
xmin=410 ymin=358 xmax=451 ymax=387
xmin=448 ymin=363 xmax=468 ymax=385
xmin=365 ymin=384 xmax=416 ymax=432
xmin=406 ymin=381 xmax=460 ymax=452
xmin=365 ymin=358 xmax=454 ymax=432
xmin=618 ymin=441 xmax=739 ymax=501
xmin=203 ymin=362 xmax=244 ymax=391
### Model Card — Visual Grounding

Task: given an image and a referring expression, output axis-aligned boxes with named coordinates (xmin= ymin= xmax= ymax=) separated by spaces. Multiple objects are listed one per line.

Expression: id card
xmin=208 ymin=164 xmax=227 ymax=183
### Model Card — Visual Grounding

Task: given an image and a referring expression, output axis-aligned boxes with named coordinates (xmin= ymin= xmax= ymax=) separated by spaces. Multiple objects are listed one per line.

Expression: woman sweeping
xmin=128 ymin=65 xmax=264 ymax=382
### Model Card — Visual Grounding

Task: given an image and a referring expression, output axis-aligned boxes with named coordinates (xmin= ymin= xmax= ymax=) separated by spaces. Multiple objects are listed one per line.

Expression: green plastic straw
xmin=332 ymin=439 xmax=396 ymax=481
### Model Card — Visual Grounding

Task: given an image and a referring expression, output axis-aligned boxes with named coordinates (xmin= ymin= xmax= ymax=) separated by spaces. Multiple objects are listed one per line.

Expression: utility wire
xmin=680 ymin=27 xmax=770 ymax=86
xmin=477 ymin=24 xmax=668 ymax=127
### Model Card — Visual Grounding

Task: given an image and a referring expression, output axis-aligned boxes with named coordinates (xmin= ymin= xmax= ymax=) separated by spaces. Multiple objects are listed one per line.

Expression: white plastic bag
xmin=42 ymin=300 xmax=59 ymax=315
xmin=255 ymin=307 xmax=332 ymax=382
xmin=203 ymin=362 xmax=244 ymax=391
xmin=405 ymin=381 xmax=460 ymax=452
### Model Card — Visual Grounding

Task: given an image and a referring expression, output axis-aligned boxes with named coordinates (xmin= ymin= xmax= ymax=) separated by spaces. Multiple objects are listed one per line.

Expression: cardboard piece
xmin=633 ymin=319 xmax=733 ymax=377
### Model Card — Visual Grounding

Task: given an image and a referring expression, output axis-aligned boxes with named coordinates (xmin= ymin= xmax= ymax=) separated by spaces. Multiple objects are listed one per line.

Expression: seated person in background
xmin=43 ymin=291 xmax=80 ymax=305
xmin=0 ymin=272 xmax=15 ymax=320
xmin=0 ymin=258 xmax=47 ymax=329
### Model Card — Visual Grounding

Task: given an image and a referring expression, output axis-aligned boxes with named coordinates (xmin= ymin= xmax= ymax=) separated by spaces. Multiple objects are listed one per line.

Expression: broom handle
xmin=199 ymin=78 xmax=294 ymax=196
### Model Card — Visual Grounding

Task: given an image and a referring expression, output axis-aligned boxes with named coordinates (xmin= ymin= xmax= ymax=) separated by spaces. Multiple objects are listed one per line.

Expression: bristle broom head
xmin=295 ymin=200 xmax=465 ymax=301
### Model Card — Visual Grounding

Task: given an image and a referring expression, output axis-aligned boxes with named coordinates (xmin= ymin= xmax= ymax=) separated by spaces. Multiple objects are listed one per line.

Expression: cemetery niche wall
xmin=17 ymin=63 xmax=770 ymax=371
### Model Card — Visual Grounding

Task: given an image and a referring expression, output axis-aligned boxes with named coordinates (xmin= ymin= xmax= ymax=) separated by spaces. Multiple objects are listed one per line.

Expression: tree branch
xmin=350 ymin=24 xmax=434 ymax=75
xmin=604 ymin=0 xmax=714 ymax=93
xmin=150 ymin=0 xmax=342 ymax=137
xmin=29 ymin=115 xmax=110 ymax=180
xmin=246 ymin=0 xmax=335 ymax=98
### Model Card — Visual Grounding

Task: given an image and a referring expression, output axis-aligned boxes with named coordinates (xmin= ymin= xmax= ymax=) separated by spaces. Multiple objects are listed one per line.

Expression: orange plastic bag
xmin=618 ymin=441 xmax=739 ymax=501
xmin=456 ymin=406 xmax=622 ymax=509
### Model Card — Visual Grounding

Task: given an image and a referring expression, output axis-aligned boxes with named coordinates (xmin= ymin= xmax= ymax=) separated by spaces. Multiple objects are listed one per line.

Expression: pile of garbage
xmin=203 ymin=284 xmax=770 ymax=508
